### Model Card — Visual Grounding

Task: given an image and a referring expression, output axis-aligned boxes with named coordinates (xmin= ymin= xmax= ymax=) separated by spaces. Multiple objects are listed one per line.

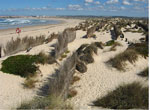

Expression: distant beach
xmin=0 ymin=18 xmax=62 ymax=29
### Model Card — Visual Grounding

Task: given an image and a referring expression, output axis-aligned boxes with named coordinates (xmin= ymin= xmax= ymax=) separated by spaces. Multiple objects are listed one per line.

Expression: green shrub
xmin=1 ymin=55 xmax=39 ymax=77
xmin=105 ymin=40 xmax=115 ymax=46
xmin=93 ymin=82 xmax=148 ymax=109
xmin=138 ymin=68 xmax=149 ymax=77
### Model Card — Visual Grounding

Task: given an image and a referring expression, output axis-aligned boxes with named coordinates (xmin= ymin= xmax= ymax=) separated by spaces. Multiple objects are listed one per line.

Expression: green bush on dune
xmin=93 ymin=82 xmax=148 ymax=109
xmin=1 ymin=55 xmax=39 ymax=77
xmin=1 ymin=53 xmax=53 ymax=77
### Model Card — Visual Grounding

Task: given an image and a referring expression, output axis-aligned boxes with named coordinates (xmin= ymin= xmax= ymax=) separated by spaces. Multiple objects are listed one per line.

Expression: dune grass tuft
xmin=108 ymin=42 xmax=148 ymax=71
xmin=108 ymin=49 xmax=138 ymax=71
xmin=18 ymin=95 xmax=73 ymax=109
xmin=71 ymin=76 xmax=80 ymax=85
xmin=138 ymin=68 xmax=149 ymax=78
xmin=109 ymin=42 xmax=122 ymax=51
xmin=23 ymin=78 xmax=38 ymax=89
xmin=4 ymin=35 xmax=46 ymax=56
xmin=93 ymin=82 xmax=148 ymax=109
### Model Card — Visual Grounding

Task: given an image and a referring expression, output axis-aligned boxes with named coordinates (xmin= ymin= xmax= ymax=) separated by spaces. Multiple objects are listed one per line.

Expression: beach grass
xmin=93 ymin=82 xmax=148 ymax=109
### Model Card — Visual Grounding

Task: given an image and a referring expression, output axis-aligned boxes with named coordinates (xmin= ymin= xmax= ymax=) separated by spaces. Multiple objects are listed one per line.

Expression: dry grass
xmin=45 ymin=33 xmax=58 ymax=43
xmin=108 ymin=49 xmax=139 ymax=71
xmin=18 ymin=95 xmax=73 ymax=109
xmin=23 ymin=78 xmax=38 ymax=89
xmin=4 ymin=35 xmax=46 ymax=56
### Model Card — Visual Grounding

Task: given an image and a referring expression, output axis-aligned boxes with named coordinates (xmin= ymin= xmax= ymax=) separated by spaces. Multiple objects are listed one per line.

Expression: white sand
xmin=0 ymin=18 xmax=83 ymax=109
xmin=0 ymin=18 xmax=148 ymax=109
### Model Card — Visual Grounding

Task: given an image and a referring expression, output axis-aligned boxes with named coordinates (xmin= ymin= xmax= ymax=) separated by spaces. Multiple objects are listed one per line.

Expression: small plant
xmin=65 ymin=50 xmax=70 ymax=54
xmin=61 ymin=54 xmax=67 ymax=58
xmin=68 ymin=89 xmax=77 ymax=98
xmin=138 ymin=68 xmax=149 ymax=77
xmin=105 ymin=40 xmax=115 ymax=46
xmin=109 ymin=42 xmax=122 ymax=51
xmin=71 ymin=76 xmax=80 ymax=85
xmin=93 ymin=82 xmax=148 ymax=109
xmin=23 ymin=78 xmax=38 ymax=89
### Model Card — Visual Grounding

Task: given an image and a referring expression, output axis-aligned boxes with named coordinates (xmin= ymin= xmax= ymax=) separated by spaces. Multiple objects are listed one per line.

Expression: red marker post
xmin=16 ymin=28 xmax=21 ymax=37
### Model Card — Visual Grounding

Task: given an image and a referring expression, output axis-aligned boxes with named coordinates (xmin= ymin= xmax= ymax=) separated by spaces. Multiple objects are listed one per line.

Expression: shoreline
xmin=0 ymin=17 xmax=66 ymax=35
xmin=0 ymin=18 xmax=83 ymax=46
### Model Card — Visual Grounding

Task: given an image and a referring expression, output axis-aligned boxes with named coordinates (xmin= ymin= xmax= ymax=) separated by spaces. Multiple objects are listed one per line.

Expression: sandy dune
xmin=0 ymin=18 xmax=148 ymax=109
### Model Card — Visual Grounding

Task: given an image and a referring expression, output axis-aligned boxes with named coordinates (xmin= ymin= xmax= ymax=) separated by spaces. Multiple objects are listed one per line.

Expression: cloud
xmin=120 ymin=6 xmax=126 ymax=10
xmin=133 ymin=0 xmax=145 ymax=2
xmin=122 ymin=0 xmax=131 ymax=5
xmin=85 ymin=0 xmax=93 ymax=3
xmin=106 ymin=0 xmax=119 ymax=4
xmin=68 ymin=4 xmax=83 ymax=10
xmin=94 ymin=1 xmax=101 ymax=4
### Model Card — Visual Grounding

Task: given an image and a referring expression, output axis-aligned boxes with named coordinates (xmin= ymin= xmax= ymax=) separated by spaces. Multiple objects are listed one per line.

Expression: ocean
xmin=0 ymin=18 xmax=61 ymax=29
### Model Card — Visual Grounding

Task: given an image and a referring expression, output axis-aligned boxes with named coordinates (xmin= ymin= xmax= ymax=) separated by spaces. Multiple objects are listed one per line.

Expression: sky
xmin=0 ymin=0 xmax=148 ymax=17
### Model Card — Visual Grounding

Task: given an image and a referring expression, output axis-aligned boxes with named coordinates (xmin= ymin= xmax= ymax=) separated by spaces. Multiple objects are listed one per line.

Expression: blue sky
xmin=0 ymin=0 xmax=148 ymax=17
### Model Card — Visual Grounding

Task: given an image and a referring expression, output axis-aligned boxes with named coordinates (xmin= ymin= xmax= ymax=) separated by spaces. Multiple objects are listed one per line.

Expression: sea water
xmin=0 ymin=18 xmax=61 ymax=29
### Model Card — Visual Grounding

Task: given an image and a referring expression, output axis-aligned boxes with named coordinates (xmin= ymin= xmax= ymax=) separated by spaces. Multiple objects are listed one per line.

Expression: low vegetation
xmin=23 ymin=78 xmax=38 ymax=89
xmin=1 ymin=55 xmax=39 ymax=77
xmin=1 ymin=52 xmax=55 ymax=77
xmin=108 ymin=49 xmax=139 ymax=71
xmin=93 ymin=82 xmax=148 ymax=109
xmin=105 ymin=40 xmax=115 ymax=46
xmin=138 ymin=68 xmax=149 ymax=78
xmin=109 ymin=42 xmax=122 ymax=51
xmin=71 ymin=76 xmax=80 ymax=85
xmin=4 ymin=35 xmax=46 ymax=56
xmin=18 ymin=95 xmax=72 ymax=109
xmin=108 ymin=42 xmax=148 ymax=71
